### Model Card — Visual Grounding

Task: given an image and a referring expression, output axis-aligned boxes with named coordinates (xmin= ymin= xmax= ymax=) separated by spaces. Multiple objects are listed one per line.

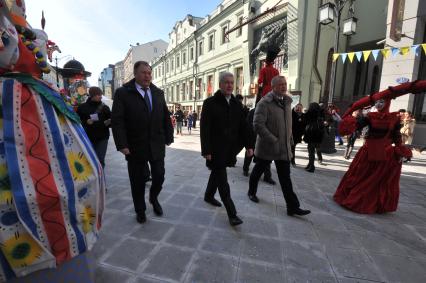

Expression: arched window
xmin=322 ymin=48 xmax=334 ymax=103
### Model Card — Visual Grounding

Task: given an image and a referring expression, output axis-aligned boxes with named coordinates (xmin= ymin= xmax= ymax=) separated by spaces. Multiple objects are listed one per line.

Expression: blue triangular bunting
xmin=355 ymin=51 xmax=362 ymax=62
xmin=372 ymin=49 xmax=380 ymax=61
xmin=411 ymin=44 xmax=420 ymax=56
xmin=341 ymin=53 xmax=348 ymax=63
xmin=391 ymin=47 xmax=400 ymax=57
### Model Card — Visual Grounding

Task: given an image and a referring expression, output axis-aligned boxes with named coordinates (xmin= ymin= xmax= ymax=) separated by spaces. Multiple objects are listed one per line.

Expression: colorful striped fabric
xmin=0 ymin=77 xmax=105 ymax=280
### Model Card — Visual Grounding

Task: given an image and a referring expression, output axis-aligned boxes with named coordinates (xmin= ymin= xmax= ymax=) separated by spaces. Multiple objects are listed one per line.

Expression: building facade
xmin=113 ymin=60 xmax=124 ymax=97
xmin=98 ymin=64 xmax=114 ymax=99
xmin=122 ymin=39 xmax=168 ymax=83
xmin=379 ymin=0 xmax=426 ymax=144
xmin=152 ymin=0 xmax=296 ymax=114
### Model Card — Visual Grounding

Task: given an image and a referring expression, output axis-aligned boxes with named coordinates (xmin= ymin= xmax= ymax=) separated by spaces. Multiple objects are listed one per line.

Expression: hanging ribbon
xmin=400 ymin=46 xmax=410 ymax=56
xmin=355 ymin=51 xmax=362 ymax=62
xmin=347 ymin=52 xmax=355 ymax=63
xmin=411 ymin=44 xmax=420 ymax=56
xmin=372 ymin=49 xmax=380 ymax=61
xmin=341 ymin=53 xmax=348 ymax=63
xmin=391 ymin=47 xmax=400 ymax=57
xmin=422 ymin=44 xmax=426 ymax=56
xmin=381 ymin=48 xmax=391 ymax=59
xmin=333 ymin=53 xmax=339 ymax=62
xmin=362 ymin=50 xmax=371 ymax=62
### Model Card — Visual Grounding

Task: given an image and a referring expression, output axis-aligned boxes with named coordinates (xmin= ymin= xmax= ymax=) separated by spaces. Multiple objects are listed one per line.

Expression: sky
xmin=25 ymin=0 xmax=220 ymax=86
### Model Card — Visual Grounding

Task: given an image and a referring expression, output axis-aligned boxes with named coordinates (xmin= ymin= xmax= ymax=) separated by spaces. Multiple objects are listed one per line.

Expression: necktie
xmin=142 ymin=88 xmax=152 ymax=112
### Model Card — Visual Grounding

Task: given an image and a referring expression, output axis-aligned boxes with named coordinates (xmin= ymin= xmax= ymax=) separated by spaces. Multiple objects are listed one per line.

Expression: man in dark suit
xmin=112 ymin=61 xmax=173 ymax=224
xmin=200 ymin=72 xmax=254 ymax=226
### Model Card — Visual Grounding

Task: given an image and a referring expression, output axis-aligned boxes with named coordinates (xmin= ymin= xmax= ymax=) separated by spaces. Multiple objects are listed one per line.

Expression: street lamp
xmin=318 ymin=0 xmax=355 ymax=153
xmin=343 ymin=17 xmax=357 ymax=35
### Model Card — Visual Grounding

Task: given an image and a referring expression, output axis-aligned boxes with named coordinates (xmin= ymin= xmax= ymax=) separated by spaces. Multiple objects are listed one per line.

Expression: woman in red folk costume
xmin=333 ymin=80 xmax=426 ymax=214
xmin=258 ymin=48 xmax=280 ymax=97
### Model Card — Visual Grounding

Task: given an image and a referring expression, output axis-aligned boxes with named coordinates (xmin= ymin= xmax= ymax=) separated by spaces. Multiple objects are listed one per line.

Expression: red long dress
xmin=333 ymin=112 xmax=412 ymax=214
xmin=258 ymin=63 xmax=279 ymax=97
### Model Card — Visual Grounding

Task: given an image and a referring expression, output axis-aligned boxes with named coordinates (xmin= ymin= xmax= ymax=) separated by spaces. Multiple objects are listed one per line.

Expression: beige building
xmin=123 ymin=39 xmax=168 ymax=83
xmin=380 ymin=0 xmax=426 ymax=145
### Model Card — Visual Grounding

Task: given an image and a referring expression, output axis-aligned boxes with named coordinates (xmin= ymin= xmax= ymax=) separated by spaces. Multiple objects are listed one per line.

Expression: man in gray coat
xmin=248 ymin=75 xmax=310 ymax=216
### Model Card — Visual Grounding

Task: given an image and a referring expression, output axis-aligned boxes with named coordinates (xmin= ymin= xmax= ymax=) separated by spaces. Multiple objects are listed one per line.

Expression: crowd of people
xmin=73 ymin=58 xmax=416 ymax=228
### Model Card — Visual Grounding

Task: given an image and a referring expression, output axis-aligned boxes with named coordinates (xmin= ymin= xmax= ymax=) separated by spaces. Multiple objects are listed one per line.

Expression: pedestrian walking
xmin=174 ymin=106 xmax=184 ymax=135
xmin=248 ymin=75 xmax=310 ymax=217
xmin=77 ymin=86 xmax=111 ymax=168
xmin=243 ymin=96 xmax=276 ymax=185
xmin=291 ymin=103 xmax=305 ymax=166
xmin=303 ymin=102 xmax=325 ymax=173
xmin=201 ymin=72 xmax=254 ymax=226
xmin=187 ymin=113 xmax=193 ymax=134
xmin=192 ymin=110 xmax=198 ymax=128
xmin=111 ymin=61 xmax=174 ymax=224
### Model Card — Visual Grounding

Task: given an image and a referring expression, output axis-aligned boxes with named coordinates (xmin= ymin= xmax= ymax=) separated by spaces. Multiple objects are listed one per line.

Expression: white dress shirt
xmin=135 ymin=82 xmax=152 ymax=110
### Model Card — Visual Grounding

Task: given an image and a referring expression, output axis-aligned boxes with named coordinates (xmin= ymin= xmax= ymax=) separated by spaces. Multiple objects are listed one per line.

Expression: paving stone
xmin=326 ymin=248 xmax=384 ymax=282
xmin=237 ymin=260 xmax=284 ymax=283
xmin=107 ymin=197 xmax=133 ymax=211
xmin=134 ymin=277 xmax=169 ymax=283
xmin=164 ymin=224 xmax=206 ymax=249
xmin=185 ymin=252 xmax=238 ymax=283
xmin=103 ymin=238 xmax=156 ymax=271
xmin=285 ymin=267 xmax=338 ymax=283
xmin=282 ymin=240 xmax=333 ymax=275
xmin=181 ymin=207 xmax=215 ymax=226
xmin=367 ymin=253 xmax=426 ymax=283
xmin=91 ymin=232 xmax=122 ymax=261
xmin=143 ymin=246 xmax=193 ymax=282
xmin=201 ymin=229 xmax=242 ymax=257
xmin=165 ymin=192 xmax=197 ymax=207
xmin=315 ymin=228 xmax=359 ymax=249
xmin=160 ymin=204 xmax=187 ymax=222
xmin=130 ymin=220 xmax=174 ymax=242
xmin=101 ymin=213 xmax=140 ymax=236
xmin=239 ymin=216 xmax=279 ymax=238
xmin=241 ymin=235 xmax=283 ymax=265
xmin=95 ymin=265 xmax=134 ymax=283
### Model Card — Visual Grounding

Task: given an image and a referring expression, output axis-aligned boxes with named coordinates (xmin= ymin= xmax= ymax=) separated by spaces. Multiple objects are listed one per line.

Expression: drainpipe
xmin=310 ymin=23 xmax=323 ymax=102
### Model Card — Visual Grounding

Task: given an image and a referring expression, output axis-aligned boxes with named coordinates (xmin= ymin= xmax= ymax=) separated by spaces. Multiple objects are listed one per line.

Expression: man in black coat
xmin=291 ymin=103 xmax=306 ymax=166
xmin=112 ymin=61 xmax=174 ymax=224
xmin=201 ymin=72 xmax=254 ymax=226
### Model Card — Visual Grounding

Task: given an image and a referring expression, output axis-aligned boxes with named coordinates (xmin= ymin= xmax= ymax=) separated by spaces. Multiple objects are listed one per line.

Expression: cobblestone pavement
xmin=93 ymin=128 xmax=426 ymax=283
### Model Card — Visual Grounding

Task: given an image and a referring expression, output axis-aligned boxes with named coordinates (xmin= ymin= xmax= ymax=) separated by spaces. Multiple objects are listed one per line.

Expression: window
xmin=182 ymin=83 xmax=186 ymax=100
xmin=190 ymin=47 xmax=194 ymax=60
xmin=198 ymin=41 xmax=204 ymax=56
xmin=171 ymin=59 xmax=174 ymax=70
xmin=183 ymin=52 xmax=186 ymax=64
xmin=154 ymin=47 xmax=158 ymax=53
xmin=189 ymin=80 xmax=193 ymax=99
xmin=176 ymin=55 xmax=180 ymax=68
xmin=166 ymin=61 xmax=169 ymax=73
xmin=222 ymin=26 xmax=229 ymax=44
xmin=237 ymin=16 xmax=243 ymax=37
xmin=176 ymin=85 xmax=180 ymax=101
xmin=207 ymin=75 xmax=214 ymax=97
xmin=197 ymin=78 xmax=202 ymax=99
xmin=209 ymin=33 xmax=215 ymax=51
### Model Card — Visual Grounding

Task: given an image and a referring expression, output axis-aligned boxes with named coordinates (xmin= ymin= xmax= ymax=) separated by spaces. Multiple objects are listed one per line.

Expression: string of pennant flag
xmin=332 ymin=43 xmax=426 ymax=63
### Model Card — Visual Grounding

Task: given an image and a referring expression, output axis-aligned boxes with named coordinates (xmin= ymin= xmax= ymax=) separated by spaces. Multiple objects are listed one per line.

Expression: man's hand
xmin=120 ymin=148 xmax=130 ymax=155
xmin=246 ymin=148 xmax=254 ymax=157
xmin=87 ymin=119 xmax=94 ymax=125
xmin=204 ymin=154 xmax=212 ymax=161
xmin=104 ymin=119 xmax=111 ymax=126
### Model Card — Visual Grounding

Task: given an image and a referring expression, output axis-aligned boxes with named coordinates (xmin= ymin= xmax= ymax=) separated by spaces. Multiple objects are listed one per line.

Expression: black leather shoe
xmin=318 ymin=160 xmax=323 ymax=165
xmin=204 ymin=197 xmax=222 ymax=207
xmin=229 ymin=216 xmax=243 ymax=226
xmin=287 ymin=208 xmax=311 ymax=216
xmin=150 ymin=199 xmax=163 ymax=216
xmin=263 ymin=178 xmax=276 ymax=185
xmin=145 ymin=176 xmax=152 ymax=182
xmin=248 ymin=194 xmax=259 ymax=203
xmin=136 ymin=212 xmax=146 ymax=223
xmin=243 ymin=170 xmax=249 ymax=177
xmin=305 ymin=166 xmax=315 ymax=173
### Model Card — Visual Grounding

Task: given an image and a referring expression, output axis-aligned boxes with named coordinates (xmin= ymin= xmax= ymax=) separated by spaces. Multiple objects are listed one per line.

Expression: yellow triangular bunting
xmin=333 ymin=53 xmax=339 ymax=62
xmin=381 ymin=49 xmax=391 ymax=59
xmin=422 ymin=44 xmax=426 ymax=55
xmin=363 ymin=50 xmax=371 ymax=62
xmin=348 ymin=52 xmax=355 ymax=63
xmin=400 ymin=46 xmax=410 ymax=55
